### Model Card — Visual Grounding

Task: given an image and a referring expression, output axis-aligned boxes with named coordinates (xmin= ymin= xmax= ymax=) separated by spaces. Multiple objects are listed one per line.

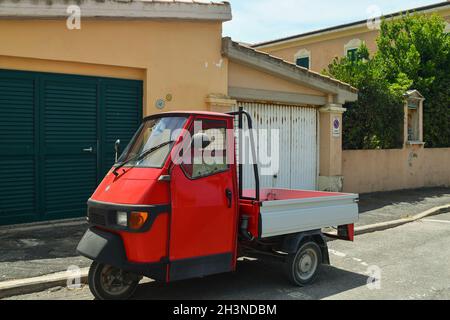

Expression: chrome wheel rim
xmin=295 ymin=248 xmax=318 ymax=281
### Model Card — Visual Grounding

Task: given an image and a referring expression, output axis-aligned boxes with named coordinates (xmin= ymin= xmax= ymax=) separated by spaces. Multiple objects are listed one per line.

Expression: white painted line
xmin=422 ymin=219 xmax=450 ymax=224
xmin=329 ymin=249 xmax=347 ymax=257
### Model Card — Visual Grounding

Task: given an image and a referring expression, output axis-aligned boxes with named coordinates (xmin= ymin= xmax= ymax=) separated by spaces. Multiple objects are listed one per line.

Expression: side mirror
xmin=114 ymin=139 xmax=121 ymax=162
xmin=191 ymin=133 xmax=212 ymax=149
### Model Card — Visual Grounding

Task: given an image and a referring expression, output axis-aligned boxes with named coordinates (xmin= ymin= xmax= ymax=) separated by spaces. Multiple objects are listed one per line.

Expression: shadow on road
xmin=358 ymin=187 xmax=450 ymax=213
xmin=131 ymin=259 xmax=369 ymax=300
xmin=0 ymin=224 xmax=88 ymax=263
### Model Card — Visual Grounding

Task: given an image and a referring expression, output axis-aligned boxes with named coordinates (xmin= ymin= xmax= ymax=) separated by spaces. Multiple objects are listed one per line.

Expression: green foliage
xmin=324 ymin=44 xmax=404 ymax=149
xmin=324 ymin=13 xmax=450 ymax=149
xmin=377 ymin=14 xmax=450 ymax=148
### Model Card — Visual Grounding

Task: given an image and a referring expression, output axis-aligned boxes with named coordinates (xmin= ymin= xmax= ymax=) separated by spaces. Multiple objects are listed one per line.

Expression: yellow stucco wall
xmin=342 ymin=147 xmax=450 ymax=193
xmin=265 ymin=29 xmax=378 ymax=73
xmin=0 ymin=19 xmax=228 ymax=116
xmin=228 ymin=61 xmax=325 ymax=97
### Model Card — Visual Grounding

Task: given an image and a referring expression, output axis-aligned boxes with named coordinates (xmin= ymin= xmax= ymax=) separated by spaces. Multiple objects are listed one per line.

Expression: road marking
xmin=422 ymin=219 xmax=450 ymax=224
xmin=329 ymin=249 xmax=346 ymax=257
xmin=287 ymin=291 xmax=313 ymax=300
xmin=329 ymin=248 xmax=374 ymax=272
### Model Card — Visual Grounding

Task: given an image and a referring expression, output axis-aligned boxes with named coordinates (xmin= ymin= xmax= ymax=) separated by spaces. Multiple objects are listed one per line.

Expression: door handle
xmin=82 ymin=147 xmax=93 ymax=153
xmin=225 ymin=188 xmax=232 ymax=208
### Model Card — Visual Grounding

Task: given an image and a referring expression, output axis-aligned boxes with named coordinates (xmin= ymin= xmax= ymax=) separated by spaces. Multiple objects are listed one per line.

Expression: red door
xmin=168 ymin=116 xmax=238 ymax=281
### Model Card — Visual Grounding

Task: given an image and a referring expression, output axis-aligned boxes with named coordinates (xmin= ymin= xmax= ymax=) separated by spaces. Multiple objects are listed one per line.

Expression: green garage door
xmin=0 ymin=69 xmax=142 ymax=225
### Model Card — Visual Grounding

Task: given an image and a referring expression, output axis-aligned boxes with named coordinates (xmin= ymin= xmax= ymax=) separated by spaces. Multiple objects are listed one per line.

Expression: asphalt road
xmin=4 ymin=212 xmax=450 ymax=300
xmin=2 ymin=187 xmax=448 ymax=282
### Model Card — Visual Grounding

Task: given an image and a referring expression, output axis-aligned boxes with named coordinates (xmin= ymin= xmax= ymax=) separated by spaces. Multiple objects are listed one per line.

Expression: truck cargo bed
xmin=254 ymin=189 xmax=359 ymax=238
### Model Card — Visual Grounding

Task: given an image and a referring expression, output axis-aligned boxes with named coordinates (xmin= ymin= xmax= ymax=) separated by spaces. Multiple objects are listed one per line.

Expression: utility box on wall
xmin=403 ymin=90 xmax=425 ymax=147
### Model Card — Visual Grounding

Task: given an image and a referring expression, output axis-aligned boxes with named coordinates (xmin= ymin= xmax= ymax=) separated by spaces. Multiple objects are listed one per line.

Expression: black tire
xmin=88 ymin=261 xmax=140 ymax=300
xmin=285 ymin=241 xmax=322 ymax=286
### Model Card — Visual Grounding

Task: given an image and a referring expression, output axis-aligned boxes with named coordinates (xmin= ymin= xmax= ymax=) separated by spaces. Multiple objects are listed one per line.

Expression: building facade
xmin=254 ymin=2 xmax=450 ymax=195
xmin=0 ymin=0 xmax=358 ymax=225
xmin=254 ymin=2 xmax=450 ymax=73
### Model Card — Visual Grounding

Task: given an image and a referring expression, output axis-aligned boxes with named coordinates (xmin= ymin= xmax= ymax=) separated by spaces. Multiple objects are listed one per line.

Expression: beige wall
xmin=342 ymin=146 xmax=450 ymax=194
xmin=228 ymin=61 xmax=325 ymax=97
xmin=265 ymin=28 xmax=378 ymax=72
xmin=0 ymin=19 xmax=228 ymax=116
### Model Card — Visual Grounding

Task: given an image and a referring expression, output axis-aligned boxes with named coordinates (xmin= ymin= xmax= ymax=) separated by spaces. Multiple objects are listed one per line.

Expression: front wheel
xmin=88 ymin=261 xmax=140 ymax=300
xmin=285 ymin=241 xmax=322 ymax=286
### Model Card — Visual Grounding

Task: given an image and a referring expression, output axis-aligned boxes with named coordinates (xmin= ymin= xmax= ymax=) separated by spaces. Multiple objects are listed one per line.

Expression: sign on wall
xmin=333 ymin=116 xmax=341 ymax=137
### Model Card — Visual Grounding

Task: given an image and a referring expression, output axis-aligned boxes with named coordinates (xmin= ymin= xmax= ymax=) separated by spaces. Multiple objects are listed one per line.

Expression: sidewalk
xmin=0 ymin=187 xmax=449 ymax=283
xmin=0 ymin=223 xmax=90 ymax=282
xmin=356 ymin=187 xmax=450 ymax=226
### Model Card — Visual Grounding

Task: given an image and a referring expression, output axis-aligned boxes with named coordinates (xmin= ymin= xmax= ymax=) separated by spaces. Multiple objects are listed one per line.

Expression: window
xmin=181 ymin=119 xmax=229 ymax=179
xmin=344 ymin=39 xmax=362 ymax=61
xmin=296 ymin=56 xmax=310 ymax=68
xmin=294 ymin=49 xmax=311 ymax=69
xmin=347 ymin=48 xmax=358 ymax=61
xmin=117 ymin=116 xmax=188 ymax=168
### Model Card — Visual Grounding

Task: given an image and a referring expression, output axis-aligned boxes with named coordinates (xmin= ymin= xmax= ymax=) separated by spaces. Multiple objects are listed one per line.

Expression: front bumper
xmin=77 ymin=227 xmax=167 ymax=281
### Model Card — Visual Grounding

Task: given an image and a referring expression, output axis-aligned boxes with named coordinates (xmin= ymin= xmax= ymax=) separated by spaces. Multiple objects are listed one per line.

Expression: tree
xmin=376 ymin=14 xmax=450 ymax=148
xmin=325 ymin=13 xmax=449 ymax=149
xmin=324 ymin=44 xmax=404 ymax=149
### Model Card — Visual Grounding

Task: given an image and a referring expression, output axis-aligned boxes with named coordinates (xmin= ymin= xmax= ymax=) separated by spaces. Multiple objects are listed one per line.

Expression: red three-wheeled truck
xmin=77 ymin=110 xmax=359 ymax=300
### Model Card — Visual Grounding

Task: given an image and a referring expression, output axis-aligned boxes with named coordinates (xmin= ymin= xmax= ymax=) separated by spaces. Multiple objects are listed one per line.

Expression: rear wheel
xmin=88 ymin=261 xmax=140 ymax=300
xmin=285 ymin=241 xmax=322 ymax=286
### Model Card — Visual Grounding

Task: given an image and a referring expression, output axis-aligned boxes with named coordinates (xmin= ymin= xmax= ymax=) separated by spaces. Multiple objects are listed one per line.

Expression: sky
xmin=223 ymin=0 xmax=444 ymax=44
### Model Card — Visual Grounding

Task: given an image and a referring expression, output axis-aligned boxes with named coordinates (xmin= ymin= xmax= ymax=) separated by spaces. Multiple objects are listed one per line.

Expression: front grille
xmin=88 ymin=211 xmax=107 ymax=226
xmin=87 ymin=205 xmax=117 ymax=226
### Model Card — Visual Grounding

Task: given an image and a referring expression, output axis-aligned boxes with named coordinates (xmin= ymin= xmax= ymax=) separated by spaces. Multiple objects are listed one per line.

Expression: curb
xmin=0 ymin=268 xmax=89 ymax=299
xmin=354 ymin=204 xmax=450 ymax=235
xmin=1 ymin=204 xmax=449 ymax=299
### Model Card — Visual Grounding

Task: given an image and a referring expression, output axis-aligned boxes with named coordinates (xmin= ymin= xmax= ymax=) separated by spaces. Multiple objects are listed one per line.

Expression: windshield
xmin=117 ymin=116 xmax=188 ymax=168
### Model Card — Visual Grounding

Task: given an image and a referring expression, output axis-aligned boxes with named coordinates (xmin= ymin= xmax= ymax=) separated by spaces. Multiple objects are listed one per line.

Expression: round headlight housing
xmin=129 ymin=212 xmax=149 ymax=230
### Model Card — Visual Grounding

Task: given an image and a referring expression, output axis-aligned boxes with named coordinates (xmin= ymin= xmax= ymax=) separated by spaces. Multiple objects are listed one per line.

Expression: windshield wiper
xmin=112 ymin=140 xmax=175 ymax=176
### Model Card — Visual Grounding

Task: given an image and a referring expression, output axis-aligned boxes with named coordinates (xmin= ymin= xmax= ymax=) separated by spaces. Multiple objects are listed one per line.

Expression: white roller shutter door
xmin=235 ymin=102 xmax=318 ymax=190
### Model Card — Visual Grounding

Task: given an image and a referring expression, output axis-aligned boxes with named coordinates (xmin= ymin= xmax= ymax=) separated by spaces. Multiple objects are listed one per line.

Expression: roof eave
xmin=222 ymin=37 xmax=358 ymax=104
xmin=253 ymin=2 xmax=450 ymax=49
xmin=0 ymin=0 xmax=232 ymax=22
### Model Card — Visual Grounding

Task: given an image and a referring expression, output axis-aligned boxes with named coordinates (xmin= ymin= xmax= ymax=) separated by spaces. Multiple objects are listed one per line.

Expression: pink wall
xmin=342 ymin=147 xmax=450 ymax=194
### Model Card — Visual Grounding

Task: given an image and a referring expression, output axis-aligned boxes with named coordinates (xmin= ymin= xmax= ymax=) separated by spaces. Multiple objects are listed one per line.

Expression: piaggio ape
xmin=77 ymin=110 xmax=359 ymax=300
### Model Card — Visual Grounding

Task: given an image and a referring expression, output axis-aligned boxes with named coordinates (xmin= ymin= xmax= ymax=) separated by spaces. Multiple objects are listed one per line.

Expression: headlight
xmin=117 ymin=211 xmax=128 ymax=227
